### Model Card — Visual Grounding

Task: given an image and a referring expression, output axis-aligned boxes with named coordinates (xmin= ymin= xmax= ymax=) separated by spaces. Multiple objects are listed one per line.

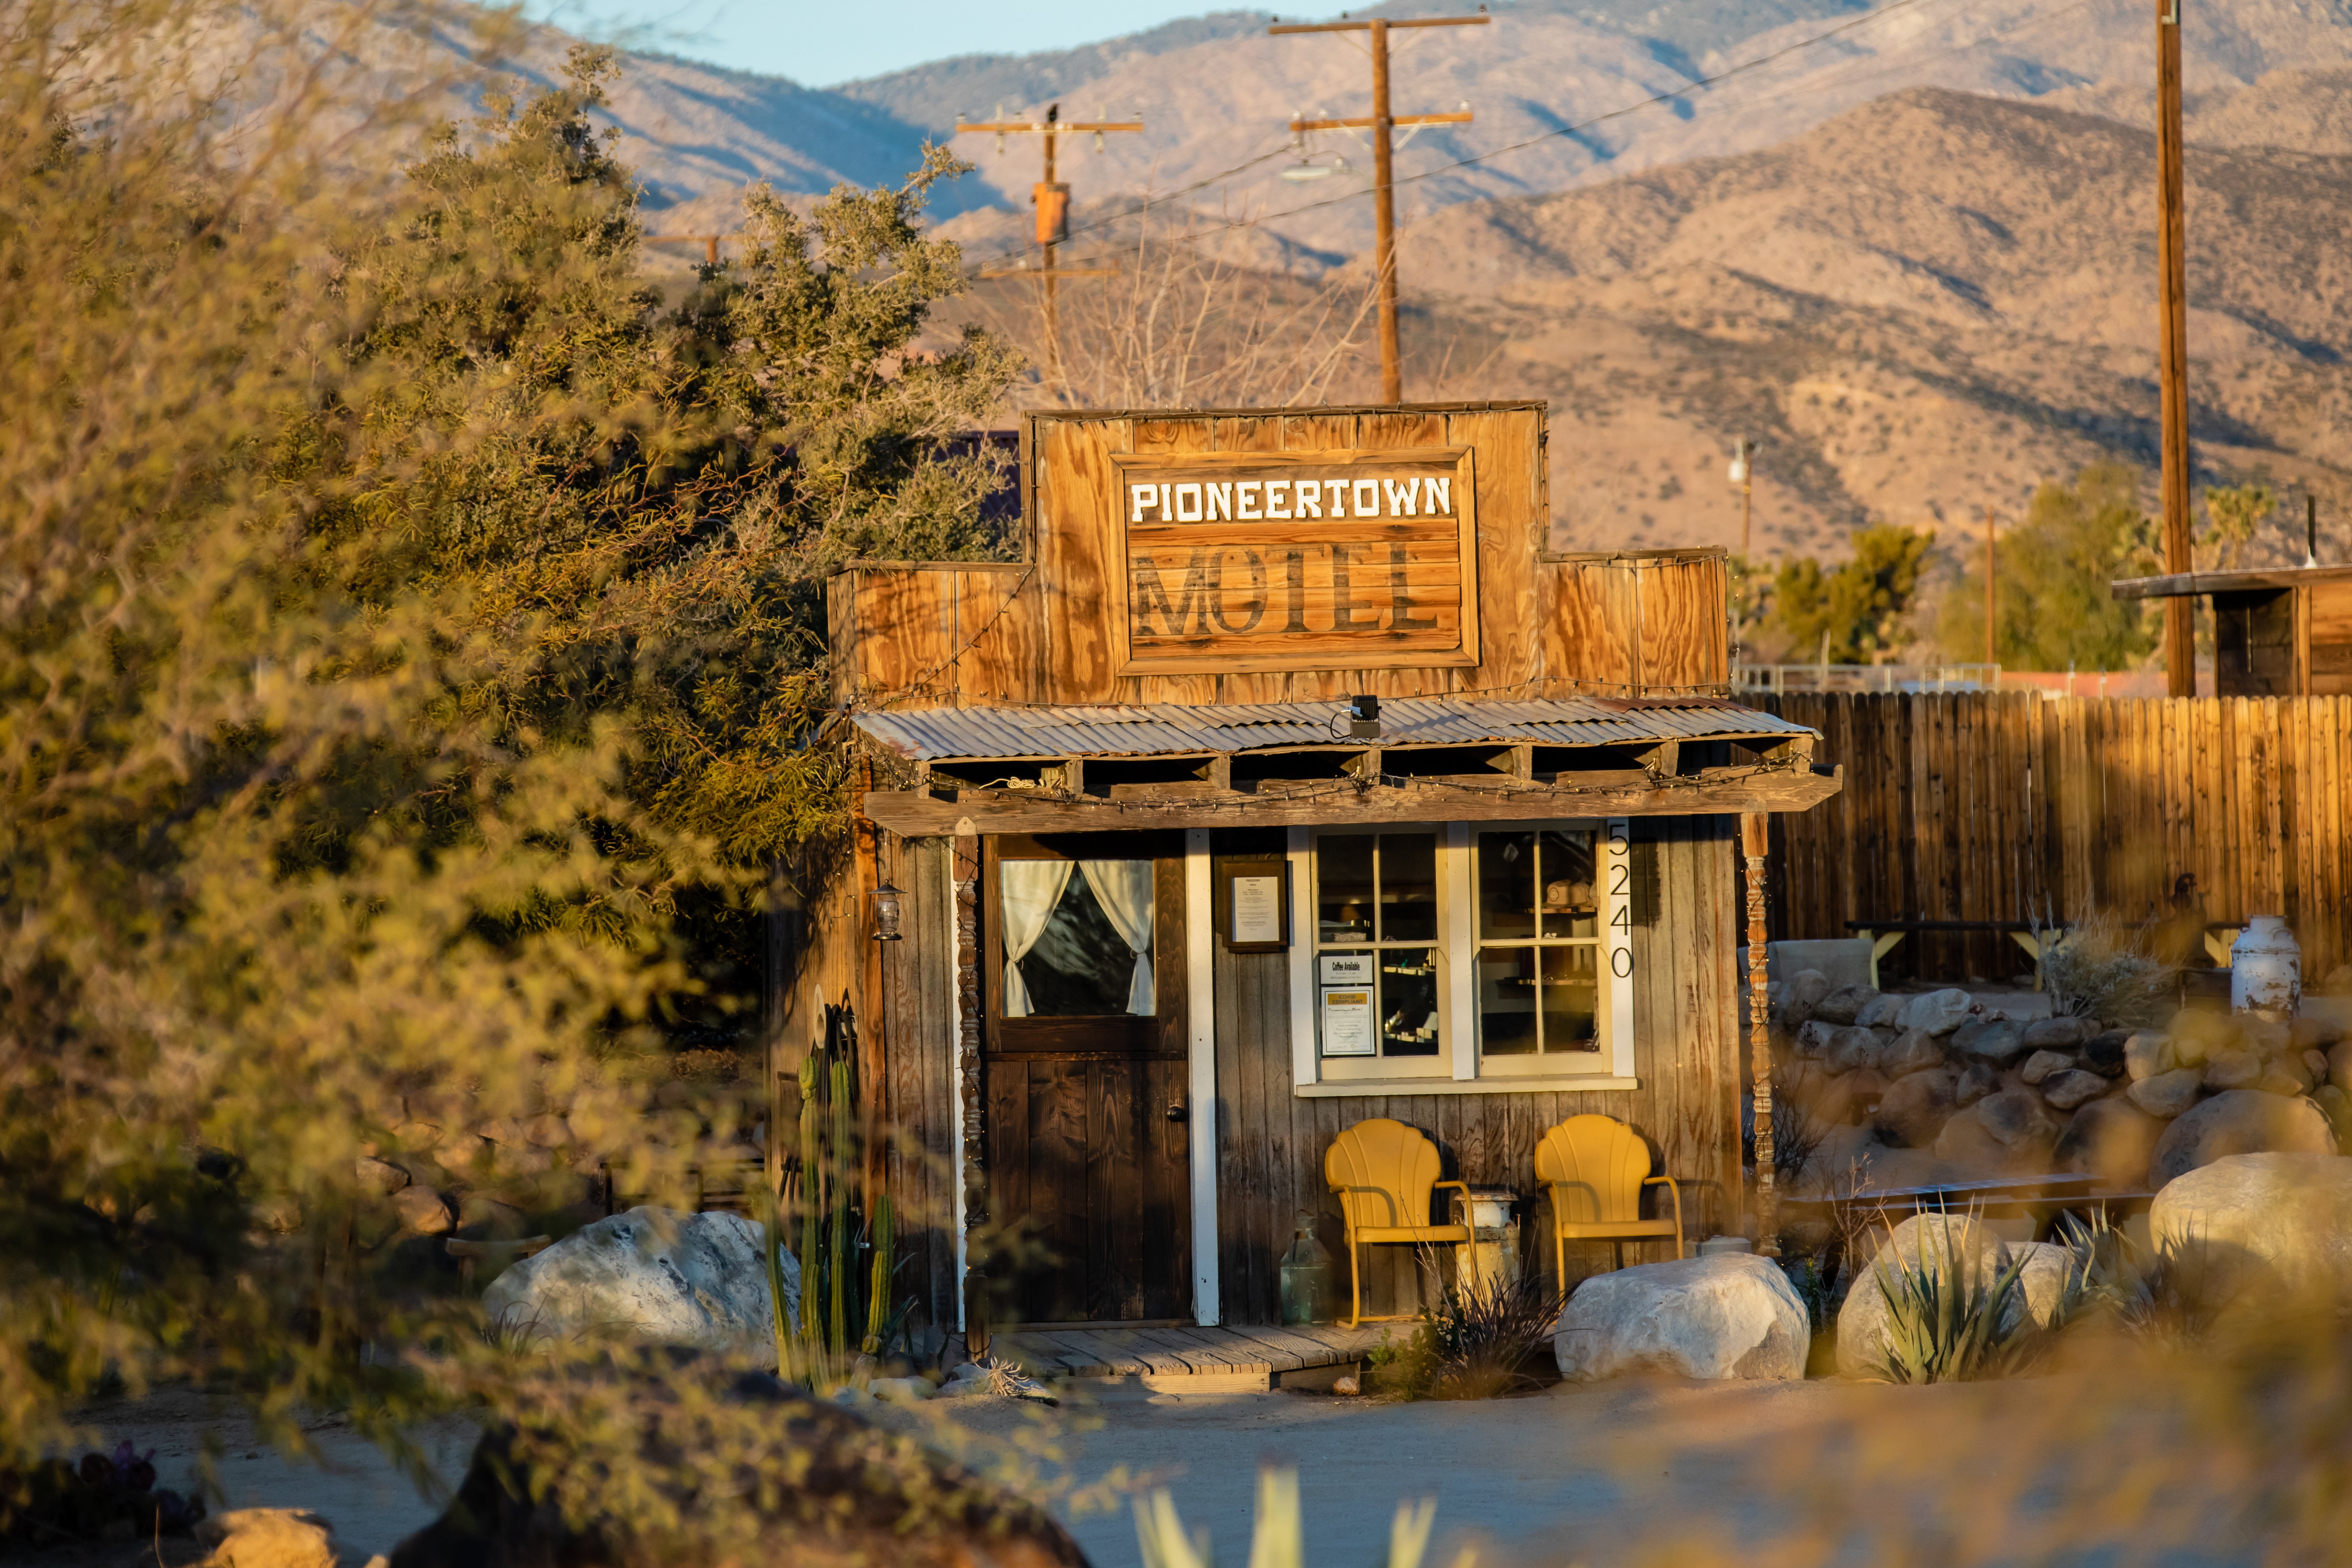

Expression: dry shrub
xmin=2036 ymin=908 xmax=2176 ymax=1023
xmin=967 ymin=201 xmax=1377 ymax=410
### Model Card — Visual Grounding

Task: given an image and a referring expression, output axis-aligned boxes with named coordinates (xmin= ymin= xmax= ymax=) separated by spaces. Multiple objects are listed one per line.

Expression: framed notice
xmin=1106 ymin=446 xmax=1482 ymax=676
xmin=1320 ymin=987 xmax=1377 ymax=1057
xmin=1214 ymin=858 xmax=1291 ymax=952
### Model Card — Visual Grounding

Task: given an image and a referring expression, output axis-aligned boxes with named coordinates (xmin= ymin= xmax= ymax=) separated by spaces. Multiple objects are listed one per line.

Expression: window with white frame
xmin=1294 ymin=819 xmax=1634 ymax=1091
xmin=1311 ymin=831 xmax=1448 ymax=1079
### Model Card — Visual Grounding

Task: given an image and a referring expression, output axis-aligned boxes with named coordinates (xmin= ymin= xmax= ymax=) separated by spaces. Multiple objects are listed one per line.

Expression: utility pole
xmin=1728 ymin=437 xmax=1758 ymax=557
xmin=1984 ymin=507 xmax=1998 ymax=669
xmin=955 ymin=104 xmax=1142 ymax=385
xmin=2157 ymin=0 xmax=2194 ymax=696
xmin=1270 ymin=13 xmax=1488 ymax=403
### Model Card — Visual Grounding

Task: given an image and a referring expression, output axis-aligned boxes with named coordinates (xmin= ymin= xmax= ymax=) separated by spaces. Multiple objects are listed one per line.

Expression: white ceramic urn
xmin=2229 ymin=915 xmax=2301 ymax=1016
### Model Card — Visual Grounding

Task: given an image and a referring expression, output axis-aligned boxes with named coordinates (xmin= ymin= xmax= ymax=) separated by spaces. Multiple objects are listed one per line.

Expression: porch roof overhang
xmin=2111 ymin=563 xmax=2352 ymax=599
xmin=849 ymin=694 xmax=1839 ymax=835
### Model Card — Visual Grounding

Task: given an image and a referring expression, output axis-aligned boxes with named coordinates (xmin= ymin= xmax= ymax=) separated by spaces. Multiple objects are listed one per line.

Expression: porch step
xmin=989 ymin=1323 xmax=1386 ymax=1393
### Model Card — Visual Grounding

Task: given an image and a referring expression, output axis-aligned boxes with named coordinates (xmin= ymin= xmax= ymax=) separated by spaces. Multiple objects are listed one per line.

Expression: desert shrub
xmin=1869 ymin=1221 xmax=2035 ymax=1383
xmin=2037 ymin=910 xmax=2176 ymax=1023
xmin=1365 ymin=1254 xmax=1570 ymax=1400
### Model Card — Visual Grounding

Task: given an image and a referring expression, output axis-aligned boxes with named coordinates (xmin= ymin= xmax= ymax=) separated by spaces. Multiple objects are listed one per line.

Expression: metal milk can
xmin=2230 ymin=915 xmax=2301 ymax=1017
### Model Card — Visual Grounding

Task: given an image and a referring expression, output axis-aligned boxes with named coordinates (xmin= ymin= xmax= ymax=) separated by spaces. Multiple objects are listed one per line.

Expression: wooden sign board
xmin=1108 ymin=448 xmax=1481 ymax=675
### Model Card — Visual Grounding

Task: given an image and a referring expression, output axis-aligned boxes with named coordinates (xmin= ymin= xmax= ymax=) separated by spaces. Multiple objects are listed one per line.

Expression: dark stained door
xmin=983 ymin=833 xmax=1191 ymax=1325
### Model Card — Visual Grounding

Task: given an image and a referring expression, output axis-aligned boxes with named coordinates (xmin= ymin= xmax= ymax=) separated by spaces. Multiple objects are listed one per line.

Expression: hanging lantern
xmin=870 ymin=881 xmax=905 ymax=943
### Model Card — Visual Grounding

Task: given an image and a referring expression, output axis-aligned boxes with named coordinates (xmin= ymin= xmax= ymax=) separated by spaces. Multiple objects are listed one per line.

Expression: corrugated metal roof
xmin=850 ymin=695 xmax=1814 ymax=761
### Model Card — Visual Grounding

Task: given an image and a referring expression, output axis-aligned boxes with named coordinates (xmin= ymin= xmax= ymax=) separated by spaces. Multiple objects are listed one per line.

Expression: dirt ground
xmin=44 ymin=1364 xmax=2235 ymax=1568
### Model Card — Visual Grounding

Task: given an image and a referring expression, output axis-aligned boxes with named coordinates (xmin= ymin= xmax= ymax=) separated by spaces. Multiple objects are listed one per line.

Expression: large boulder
xmin=1836 ymin=1215 xmax=2012 ymax=1378
xmin=2056 ymin=1097 xmax=2167 ymax=1187
xmin=1977 ymin=1088 xmax=2062 ymax=1148
xmin=2149 ymin=1153 xmax=2352 ymax=1308
xmin=2019 ymin=1050 xmax=2073 ymax=1086
xmin=1882 ymin=1029 xmax=1944 ymax=1080
xmin=482 ymin=1207 xmax=799 ymax=1356
xmin=1933 ymin=1104 xmax=2012 ymax=1172
xmin=1553 ymin=1255 xmax=1809 ymax=1382
xmin=1954 ymin=1062 xmax=1999 ymax=1107
xmin=2021 ymin=1016 xmax=2090 ymax=1051
xmin=1856 ymin=994 xmax=1908 ymax=1029
xmin=2201 ymin=1051 xmax=2263 ymax=1092
xmin=2081 ymin=1030 xmax=2132 ymax=1077
xmin=2149 ymin=1090 xmax=2335 ymax=1190
xmin=1813 ymin=984 xmax=1879 ymax=1026
xmin=1794 ymin=1019 xmax=1839 ymax=1059
xmin=1873 ymin=1067 xmax=1958 ymax=1148
xmin=2011 ymin=1240 xmax=2079 ymax=1330
xmin=1952 ymin=1019 xmax=2029 ymax=1064
xmin=2040 ymin=1070 xmax=2111 ymax=1112
xmin=1899 ymin=989 xmax=1975 ymax=1037
xmin=2124 ymin=1032 xmax=2173 ymax=1082
xmin=1826 ymin=1026 xmax=1883 ymax=1075
xmin=1777 ymin=969 xmax=1833 ymax=1029
xmin=2126 ymin=1068 xmax=2203 ymax=1119
xmin=388 ymin=1351 xmax=1089 ymax=1568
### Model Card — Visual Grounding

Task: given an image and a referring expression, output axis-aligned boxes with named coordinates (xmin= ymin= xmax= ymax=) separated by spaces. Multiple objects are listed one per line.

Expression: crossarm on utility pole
xmin=1268 ymin=12 xmax=1488 ymax=405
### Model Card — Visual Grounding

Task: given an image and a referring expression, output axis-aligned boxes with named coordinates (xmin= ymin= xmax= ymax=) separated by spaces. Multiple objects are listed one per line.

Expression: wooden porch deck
xmin=992 ymin=1323 xmax=1387 ymax=1391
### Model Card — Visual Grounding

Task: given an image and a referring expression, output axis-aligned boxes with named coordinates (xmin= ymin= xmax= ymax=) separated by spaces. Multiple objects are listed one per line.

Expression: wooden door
xmin=983 ymin=832 xmax=1191 ymax=1326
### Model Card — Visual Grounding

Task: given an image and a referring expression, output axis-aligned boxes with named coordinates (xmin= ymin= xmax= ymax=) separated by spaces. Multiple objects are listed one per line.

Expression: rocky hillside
xmin=1376 ymin=88 xmax=2352 ymax=561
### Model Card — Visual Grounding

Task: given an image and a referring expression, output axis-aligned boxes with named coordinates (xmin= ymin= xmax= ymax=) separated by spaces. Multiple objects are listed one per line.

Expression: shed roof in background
xmin=850 ymin=695 xmax=1813 ymax=763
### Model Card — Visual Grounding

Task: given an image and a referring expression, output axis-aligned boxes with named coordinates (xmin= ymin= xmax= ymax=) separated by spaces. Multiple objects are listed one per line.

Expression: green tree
xmin=2198 ymin=482 xmax=2277 ymax=571
xmin=0 ymin=4 xmax=998 ymax=1537
xmin=1770 ymin=524 xmax=1935 ymax=664
xmin=1938 ymin=464 xmax=2159 ymax=671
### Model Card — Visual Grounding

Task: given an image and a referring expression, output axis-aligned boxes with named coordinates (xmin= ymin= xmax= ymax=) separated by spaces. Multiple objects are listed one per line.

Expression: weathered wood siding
xmin=1210 ymin=816 xmax=1744 ymax=1323
xmin=826 ymin=405 xmax=1732 ymax=709
xmin=1759 ymin=692 xmax=2352 ymax=984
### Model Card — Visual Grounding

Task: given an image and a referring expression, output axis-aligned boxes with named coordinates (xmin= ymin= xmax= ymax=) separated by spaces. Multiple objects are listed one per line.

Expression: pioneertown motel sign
xmin=1109 ymin=448 xmax=1481 ymax=675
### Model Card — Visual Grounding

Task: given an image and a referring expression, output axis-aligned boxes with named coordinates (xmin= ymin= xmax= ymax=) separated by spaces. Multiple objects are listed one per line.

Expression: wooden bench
xmin=1842 ymin=919 xmax=2049 ymax=989
xmin=1785 ymin=1172 xmax=2153 ymax=1242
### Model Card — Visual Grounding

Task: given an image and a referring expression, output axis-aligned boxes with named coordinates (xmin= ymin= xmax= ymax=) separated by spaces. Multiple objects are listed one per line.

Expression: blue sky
xmin=525 ymin=1 xmax=1336 ymax=87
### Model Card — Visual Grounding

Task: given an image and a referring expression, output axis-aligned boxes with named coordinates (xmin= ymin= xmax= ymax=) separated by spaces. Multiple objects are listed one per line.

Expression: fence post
xmin=1742 ymin=811 xmax=1777 ymax=1255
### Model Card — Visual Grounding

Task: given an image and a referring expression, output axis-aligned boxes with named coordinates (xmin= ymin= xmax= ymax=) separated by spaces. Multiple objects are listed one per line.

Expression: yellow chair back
xmin=1324 ymin=1118 xmax=1443 ymax=1233
xmin=1535 ymin=1114 xmax=1654 ymax=1226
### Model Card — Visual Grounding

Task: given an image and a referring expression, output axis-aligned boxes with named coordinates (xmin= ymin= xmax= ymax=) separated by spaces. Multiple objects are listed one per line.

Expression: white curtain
xmin=998 ymin=860 xmax=1074 ymax=1019
xmin=1080 ymin=859 xmax=1157 ymax=1016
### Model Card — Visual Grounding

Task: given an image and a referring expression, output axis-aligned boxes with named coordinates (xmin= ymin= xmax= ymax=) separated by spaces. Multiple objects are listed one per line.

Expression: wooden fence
xmin=1753 ymin=693 xmax=2352 ymax=986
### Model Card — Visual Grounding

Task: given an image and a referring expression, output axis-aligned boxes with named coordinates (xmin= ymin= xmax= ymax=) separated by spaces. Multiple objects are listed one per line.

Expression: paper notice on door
xmin=1230 ymin=873 xmax=1283 ymax=944
xmin=1321 ymin=987 xmax=1376 ymax=1056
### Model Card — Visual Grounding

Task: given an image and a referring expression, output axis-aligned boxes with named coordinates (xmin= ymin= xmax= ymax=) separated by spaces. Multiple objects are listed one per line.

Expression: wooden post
xmin=1984 ymin=506 xmax=1997 ymax=669
xmin=1742 ymin=811 xmax=1779 ymax=1256
xmin=1369 ymin=19 xmax=1400 ymax=405
xmin=853 ymin=761 xmax=888 ymax=1213
xmin=1041 ymin=115 xmax=1060 ymax=384
xmin=1268 ymin=14 xmax=1486 ymax=405
xmin=953 ymin=831 xmax=987 ymax=1357
xmin=2157 ymin=0 xmax=2195 ymax=696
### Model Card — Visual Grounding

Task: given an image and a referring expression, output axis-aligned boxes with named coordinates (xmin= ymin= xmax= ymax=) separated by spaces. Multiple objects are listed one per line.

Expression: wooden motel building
xmin=790 ymin=402 xmax=1842 ymax=1343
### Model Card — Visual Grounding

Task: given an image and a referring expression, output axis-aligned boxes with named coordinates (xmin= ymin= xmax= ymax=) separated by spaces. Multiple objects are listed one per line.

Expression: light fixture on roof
xmin=1347 ymin=693 xmax=1381 ymax=740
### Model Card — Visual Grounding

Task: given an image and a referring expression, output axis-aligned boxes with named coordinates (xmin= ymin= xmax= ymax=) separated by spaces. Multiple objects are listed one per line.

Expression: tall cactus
xmin=829 ymin=1058 xmax=853 ymax=1356
xmin=863 ymin=1193 xmax=895 ymax=1356
xmin=796 ymin=1054 xmax=822 ymax=1353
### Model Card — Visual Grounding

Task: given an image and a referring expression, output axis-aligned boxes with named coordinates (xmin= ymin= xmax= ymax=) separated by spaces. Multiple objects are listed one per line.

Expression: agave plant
xmin=1869 ymin=1217 xmax=2034 ymax=1383
xmin=1134 ymin=1467 xmax=1457 ymax=1568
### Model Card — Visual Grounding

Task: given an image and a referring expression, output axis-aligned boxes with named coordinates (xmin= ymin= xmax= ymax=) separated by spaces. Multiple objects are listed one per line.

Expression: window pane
xmin=1015 ymin=873 xmax=1144 ymax=1016
xmin=1476 ymin=945 xmax=1538 ymax=1055
xmin=1539 ymin=829 xmax=1598 ymax=939
xmin=1378 ymin=947 xmax=1441 ymax=1056
xmin=1477 ymin=831 xmax=1536 ymax=939
xmin=1377 ymin=833 xmax=1438 ymax=942
xmin=1539 ymin=944 xmax=1601 ymax=1053
xmin=1319 ymin=835 xmax=1374 ymax=943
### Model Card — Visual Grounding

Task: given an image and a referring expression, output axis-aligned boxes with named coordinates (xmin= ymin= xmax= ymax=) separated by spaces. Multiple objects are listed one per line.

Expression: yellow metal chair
xmin=1325 ymin=1118 xmax=1473 ymax=1329
xmin=1535 ymin=1114 xmax=1685 ymax=1283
